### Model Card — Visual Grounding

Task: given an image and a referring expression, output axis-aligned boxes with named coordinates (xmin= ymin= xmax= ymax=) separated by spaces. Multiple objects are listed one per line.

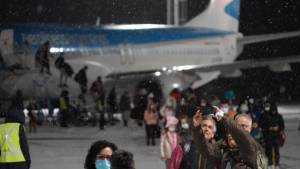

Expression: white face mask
xmin=265 ymin=107 xmax=270 ymax=111
xmin=221 ymin=107 xmax=229 ymax=114
xmin=240 ymin=104 xmax=248 ymax=113
xmin=169 ymin=127 xmax=176 ymax=132
xmin=181 ymin=123 xmax=189 ymax=129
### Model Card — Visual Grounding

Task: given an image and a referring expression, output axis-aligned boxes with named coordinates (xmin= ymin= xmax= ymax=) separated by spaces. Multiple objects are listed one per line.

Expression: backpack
xmin=256 ymin=150 xmax=268 ymax=169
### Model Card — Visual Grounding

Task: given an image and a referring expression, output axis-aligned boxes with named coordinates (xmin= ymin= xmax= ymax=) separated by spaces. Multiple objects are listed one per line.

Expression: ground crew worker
xmin=0 ymin=112 xmax=31 ymax=169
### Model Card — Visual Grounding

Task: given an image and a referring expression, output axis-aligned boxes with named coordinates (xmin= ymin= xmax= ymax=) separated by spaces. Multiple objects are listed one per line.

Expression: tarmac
xmin=0 ymin=104 xmax=299 ymax=169
xmin=25 ymin=117 xmax=300 ymax=169
xmin=27 ymin=120 xmax=165 ymax=169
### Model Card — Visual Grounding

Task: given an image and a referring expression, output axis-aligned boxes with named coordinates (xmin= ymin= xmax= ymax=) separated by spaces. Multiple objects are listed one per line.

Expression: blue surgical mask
xmin=95 ymin=159 xmax=111 ymax=169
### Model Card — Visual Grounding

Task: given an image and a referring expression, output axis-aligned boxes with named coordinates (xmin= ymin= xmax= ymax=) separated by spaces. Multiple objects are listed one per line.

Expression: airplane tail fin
xmin=184 ymin=0 xmax=240 ymax=32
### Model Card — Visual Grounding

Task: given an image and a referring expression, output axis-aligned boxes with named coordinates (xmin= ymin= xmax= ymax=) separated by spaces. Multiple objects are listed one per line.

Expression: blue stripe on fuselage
xmin=1 ymin=24 xmax=233 ymax=49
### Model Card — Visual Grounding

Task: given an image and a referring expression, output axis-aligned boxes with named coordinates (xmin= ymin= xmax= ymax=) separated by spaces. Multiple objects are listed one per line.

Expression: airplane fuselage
xmin=0 ymin=24 xmax=240 ymax=97
xmin=1 ymin=24 xmax=239 ymax=76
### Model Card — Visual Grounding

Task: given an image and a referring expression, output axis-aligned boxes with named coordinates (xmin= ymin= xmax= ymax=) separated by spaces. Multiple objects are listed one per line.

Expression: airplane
xmin=0 ymin=0 xmax=300 ymax=100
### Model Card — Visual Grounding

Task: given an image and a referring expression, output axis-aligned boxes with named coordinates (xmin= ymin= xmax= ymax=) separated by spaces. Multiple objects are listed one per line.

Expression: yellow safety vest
xmin=0 ymin=123 xmax=26 ymax=163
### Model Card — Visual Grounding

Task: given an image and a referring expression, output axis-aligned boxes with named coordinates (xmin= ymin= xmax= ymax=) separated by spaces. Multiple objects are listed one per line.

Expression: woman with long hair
xmin=84 ymin=140 xmax=118 ymax=169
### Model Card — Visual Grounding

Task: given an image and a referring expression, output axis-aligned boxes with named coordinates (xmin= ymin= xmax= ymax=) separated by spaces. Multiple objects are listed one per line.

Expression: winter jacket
xmin=179 ymin=141 xmax=197 ymax=169
xmin=144 ymin=110 xmax=159 ymax=125
xmin=196 ymin=117 xmax=262 ymax=169
xmin=262 ymin=112 xmax=285 ymax=139
xmin=192 ymin=126 xmax=218 ymax=169
xmin=119 ymin=95 xmax=131 ymax=111
xmin=161 ymin=132 xmax=178 ymax=160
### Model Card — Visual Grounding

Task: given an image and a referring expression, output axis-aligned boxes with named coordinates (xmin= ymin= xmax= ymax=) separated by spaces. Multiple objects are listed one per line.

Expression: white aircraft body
xmin=0 ymin=0 xmax=300 ymax=99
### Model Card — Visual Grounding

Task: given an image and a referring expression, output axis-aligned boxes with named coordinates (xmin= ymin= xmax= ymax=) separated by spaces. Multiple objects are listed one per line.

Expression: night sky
xmin=1 ymin=0 xmax=300 ymax=60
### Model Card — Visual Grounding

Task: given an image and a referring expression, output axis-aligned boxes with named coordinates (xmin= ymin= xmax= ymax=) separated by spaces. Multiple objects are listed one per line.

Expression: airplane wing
xmin=106 ymin=70 xmax=158 ymax=78
xmin=106 ymin=55 xmax=300 ymax=79
xmin=107 ymin=30 xmax=300 ymax=80
xmin=187 ymin=54 xmax=300 ymax=73
xmin=238 ymin=30 xmax=300 ymax=46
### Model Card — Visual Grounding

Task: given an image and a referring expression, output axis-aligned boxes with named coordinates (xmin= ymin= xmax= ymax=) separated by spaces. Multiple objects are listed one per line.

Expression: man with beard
xmin=193 ymin=108 xmax=267 ymax=169
xmin=192 ymin=111 xmax=218 ymax=169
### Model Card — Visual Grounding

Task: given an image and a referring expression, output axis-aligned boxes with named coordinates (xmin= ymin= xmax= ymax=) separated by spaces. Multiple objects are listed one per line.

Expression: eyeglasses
xmin=96 ymin=154 xmax=112 ymax=160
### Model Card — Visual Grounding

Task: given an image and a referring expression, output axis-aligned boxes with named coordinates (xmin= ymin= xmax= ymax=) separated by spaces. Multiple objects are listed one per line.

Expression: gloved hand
xmin=213 ymin=106 xmax=224 ymax=121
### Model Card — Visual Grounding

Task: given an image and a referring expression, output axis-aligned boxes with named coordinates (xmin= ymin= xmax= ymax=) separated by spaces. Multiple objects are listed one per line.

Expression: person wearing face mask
xmin=177 ymin=115 xmax=197 ymax=169
xmin=160 ymin=116 xmax=179 ymax=169
xmin=160 ymin=97 xmax=176 ymax=125
xmin=168 ymin=125 xmax=196 ymax=169
xmin=144 ymin=102 xmax=159 ymax=146
xmin=238 ymin=99 xmax=249 ymax=114
xmin=260 ymin=102 xmax=284 ymax=169
xmin=84 ymin=140 xmax=118 ymax=169
xmin=215 ymin=103 xmax=231 ymax=141
xmin=180 ymin=117 xmax=190 ymax=131
xmin=198 ymin=98 xmax=212 ymax=116
xmin=259 ymin=102 xmax=273 ymax=147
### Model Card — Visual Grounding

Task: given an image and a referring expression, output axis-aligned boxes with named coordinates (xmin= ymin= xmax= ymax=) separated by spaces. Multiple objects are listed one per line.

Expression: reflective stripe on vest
xmin=0 ymin=123 xmax=26 ymax=162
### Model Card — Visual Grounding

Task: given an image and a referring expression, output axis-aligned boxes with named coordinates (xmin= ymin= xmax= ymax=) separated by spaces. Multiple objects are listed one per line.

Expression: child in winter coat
xmin=160 ymin=116 xmax=179 ymax=169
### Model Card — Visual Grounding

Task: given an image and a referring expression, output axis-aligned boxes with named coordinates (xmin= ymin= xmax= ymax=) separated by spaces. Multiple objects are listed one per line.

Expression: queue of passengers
xmin=155 ymin=88 xmax=285 ymax=169
xmin=0 ymin=41 xmax=289 ymax=169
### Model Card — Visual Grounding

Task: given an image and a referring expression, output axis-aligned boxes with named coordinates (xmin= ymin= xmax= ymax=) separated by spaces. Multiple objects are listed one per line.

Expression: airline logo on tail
xmin=225 ymin=0 xmax=240 ymax=20
xmin=184 ymin=0 xmax=241 ymax=32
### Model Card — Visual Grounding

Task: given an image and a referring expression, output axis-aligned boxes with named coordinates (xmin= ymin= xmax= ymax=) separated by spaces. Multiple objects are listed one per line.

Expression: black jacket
xmin=119 ymin=94 xmax=131 ymax=111
xmin=262 ymin=112 xmax=285 ymax=139
xmin=194 ymin=117 xmax=263 ymax=169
